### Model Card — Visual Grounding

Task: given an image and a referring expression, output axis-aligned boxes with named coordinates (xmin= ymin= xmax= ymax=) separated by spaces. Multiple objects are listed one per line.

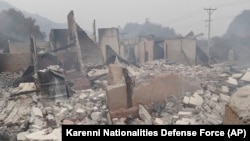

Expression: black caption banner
xmin=62 ymin=125 xmax=250 ymax=140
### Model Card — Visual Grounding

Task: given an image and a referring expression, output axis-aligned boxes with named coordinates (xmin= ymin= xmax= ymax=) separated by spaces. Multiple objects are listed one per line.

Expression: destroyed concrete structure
xmin=120 ymin=39 xmax=137 ymax=64
xmin=164 ymin=37 xmax=197 ymax=66
xmin=37 ymin=65 xmax=69 ymax=106
xmin=122 ymin=34 xmax=202 ymax=66
xmin=98 ymin=28 xmax=120 ymax=61
xmin=0 ymin=40 xmax=50 ymax=73
xmin=49 ymin=26 xmax=103 ymax=70
xmin=0 ymin=8 xmax=249 ymax=141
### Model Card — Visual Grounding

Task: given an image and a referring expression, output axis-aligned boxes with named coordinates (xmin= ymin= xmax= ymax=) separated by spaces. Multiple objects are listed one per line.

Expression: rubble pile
xmin=110 ymin=60 xmax=250 ymax=125
xmin=0 ymin=72 xmax=22 ymax=98
xmin=126 ymin=60 xmax=222 ymax=87
xmin=0 ymin=72 xmax=107 ymax=140
xmin=0 ymin=59 xmax=250 ymax=140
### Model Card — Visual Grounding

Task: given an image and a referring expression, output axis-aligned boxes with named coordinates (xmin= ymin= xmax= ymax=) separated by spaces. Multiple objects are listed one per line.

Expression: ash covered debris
xmin=1 ymin=57 xmax=250 ymax=140
xmin=0 ymin=7 xmax=249 ymax=141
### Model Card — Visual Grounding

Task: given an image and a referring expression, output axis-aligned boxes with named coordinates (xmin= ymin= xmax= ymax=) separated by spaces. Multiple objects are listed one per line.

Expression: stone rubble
xmin=0 ymin=59 xmax=250 ymax=140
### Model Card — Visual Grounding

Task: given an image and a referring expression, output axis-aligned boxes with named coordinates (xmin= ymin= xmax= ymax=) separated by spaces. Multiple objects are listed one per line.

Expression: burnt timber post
xmin=93 ymin=19 xmax=96 ymax=42
xmin=30 ymin=35 xmax=38 ymax=74
xmin=67 ymin=10 xmax=85 ymax=75
xmin=123 ymin=68 xmax=134 ymax=108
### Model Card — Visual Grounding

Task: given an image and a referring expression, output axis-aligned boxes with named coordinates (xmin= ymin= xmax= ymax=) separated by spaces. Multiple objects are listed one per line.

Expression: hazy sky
xmin=4 ymin=0 xmax=250 ymax=37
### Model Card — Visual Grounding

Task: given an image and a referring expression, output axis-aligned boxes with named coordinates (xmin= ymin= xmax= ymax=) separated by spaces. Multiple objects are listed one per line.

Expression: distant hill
xmin=225 ymin=10 xmax=250 ymax=37
xmin=0 ymin=1 xmax=67 ymax=39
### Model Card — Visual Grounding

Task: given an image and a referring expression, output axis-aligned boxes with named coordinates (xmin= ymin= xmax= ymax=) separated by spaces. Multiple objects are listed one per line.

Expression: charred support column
xmin=123 ymin=68 xmax=134 ymax=108
xmin=30 ymin=35 xmax=38 ymax=73
xmin=93 ymin=19 xmax=96 ymax=42
xmin=67 ymin=10 xmax=85 ymax=75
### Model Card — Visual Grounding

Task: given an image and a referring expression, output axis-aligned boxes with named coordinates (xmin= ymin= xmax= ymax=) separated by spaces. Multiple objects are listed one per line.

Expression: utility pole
xmin=204 ymin=8 xmax=216 ymax=64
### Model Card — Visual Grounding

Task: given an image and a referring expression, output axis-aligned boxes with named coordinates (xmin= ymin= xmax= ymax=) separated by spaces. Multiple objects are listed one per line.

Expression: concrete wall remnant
xmin=164 ymin=38 xmax=197 ymax=65
xmin=3 ymin=41 xmax=50 ymax=54
xmin=0 ymin=53 xmax=31 ymax=72
xmin=49 ymin=29 xmax=69 ymax=50
xmin=77 ymin=29 xmax=104 ymax=66
xmin=107 ymin=64 xmax=124 ymax=85
xmin=106 ymin=84 xmax=127 ymax=111
xmin=137 ymin=38 xmax=154 ymax=63
xmin=67 ymin=10 xmax=84 ymax=73
xmin=7 ymin=42 xmax=30 ymax=53
xmin=98 ymin=28 xmax=120 ymax=61
xmin=49 ymin=27 xmax=103 ymax=69
xmin=106 ymin=73 xmax=201 ymax=115
xmin=132 ymin=74 xmax=200 ymax=106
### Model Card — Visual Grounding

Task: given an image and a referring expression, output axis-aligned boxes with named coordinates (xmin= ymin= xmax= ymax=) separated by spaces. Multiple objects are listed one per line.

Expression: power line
xmin=165 ymin=0 xmax=245 ymax=26
xmin=204 ymin=8 xmax=217 ymax=64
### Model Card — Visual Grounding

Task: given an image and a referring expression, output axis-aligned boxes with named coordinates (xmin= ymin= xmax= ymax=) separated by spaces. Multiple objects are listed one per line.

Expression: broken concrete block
xmin=0 ymin=113 xmax=7 ymax=121
xmin=76 ymin=108 xmax=86 ymax=117
xmin=241 ymin=71 xmax=250 ymax=82
xmin=55 ymin=113 xmax=65 ymax=122
xmin=208 ymin=100 xmax=216 ymax=109
xmin=17 ymin=131 xmax=29 ymax=141
xmin=79 ymin=93 xmax=87 ymax=100
xmin=221 ymin=86 xmax=229 ymax=93
xmin=62 ymin=119 xmax=74 ymax=125
xmin=46 ymin=114 xmax=57 ymax=128
xmin=219 ymin=94 xmax=230 ymax=102
xmin=32 ymin=95 xmax=40 ymax=103
xmin=91 ymin=112 xmax=102 ymax=121
xmin=183 ymin=96 xmax=189 ymax=104
xmin=29 ymin=124 xmax=42 ymax=132
xmin=189 ymin=93 xmax=203 ymax=106
xmin=206 ymin=117 xmax=222 ymax=125
xmin=60 ymin=108 xmax=68 ymax=116
xmin=6 ymin=101 xmax=16 ymax=113
xmin=204 ymin=90 xmax=212 ymax=98
xmin=138 ymin=104 xmax=152 ymax=124
xmin=12 ymin=82 xmax=37 ymax=94
xmin=52 ymin=128 xmax=61 ymax=141
xmin=44 ymin=107 xmax=53 ymax=115
xmin=74 ymin=103 xmax=82 ymax=111
xmin=33 ymin=117 xmax=44 ymax=128
xmin=65 ymin=104 xmax=73 ymax=111
xmin=153 ymin=118 xmax=164 ymax=125
xmin=172 ymin=115 xmax=179 ymax=119
xmin=211 ymin=94 xmax=219 ymax=102
xmin=112 ymin=118 xmax=126 ymax=125
xmin=97 ymin=92 xmax=105 ymax=99
xmin=175 ymin=119 xmax=189 ymax=125
xmin=106 ymin=84 xmax=127 ymax=111
xmin=181 ymin=118 xmax=196 ymax=124
xmin=25 ymin=130 xmax=58 ymax=141
xmin=226 ymin=77 xmax=238 ymax=86
xmin=31 ymin=107 xmax=43 ymax=118
xmin=87 ymin=68 xmax=108 ymax=77
xmin=214 ymin=104 xmax=224 ymax=115
xmin=196 ymin=89 xmax=204 ymax=95
xmin=207 ymin=85 xmax=216 ymax=92
xmin=178 ymin=111 xmax=193 ymax=117
xmin=232 ymin=73 xmax=242 ymax=79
